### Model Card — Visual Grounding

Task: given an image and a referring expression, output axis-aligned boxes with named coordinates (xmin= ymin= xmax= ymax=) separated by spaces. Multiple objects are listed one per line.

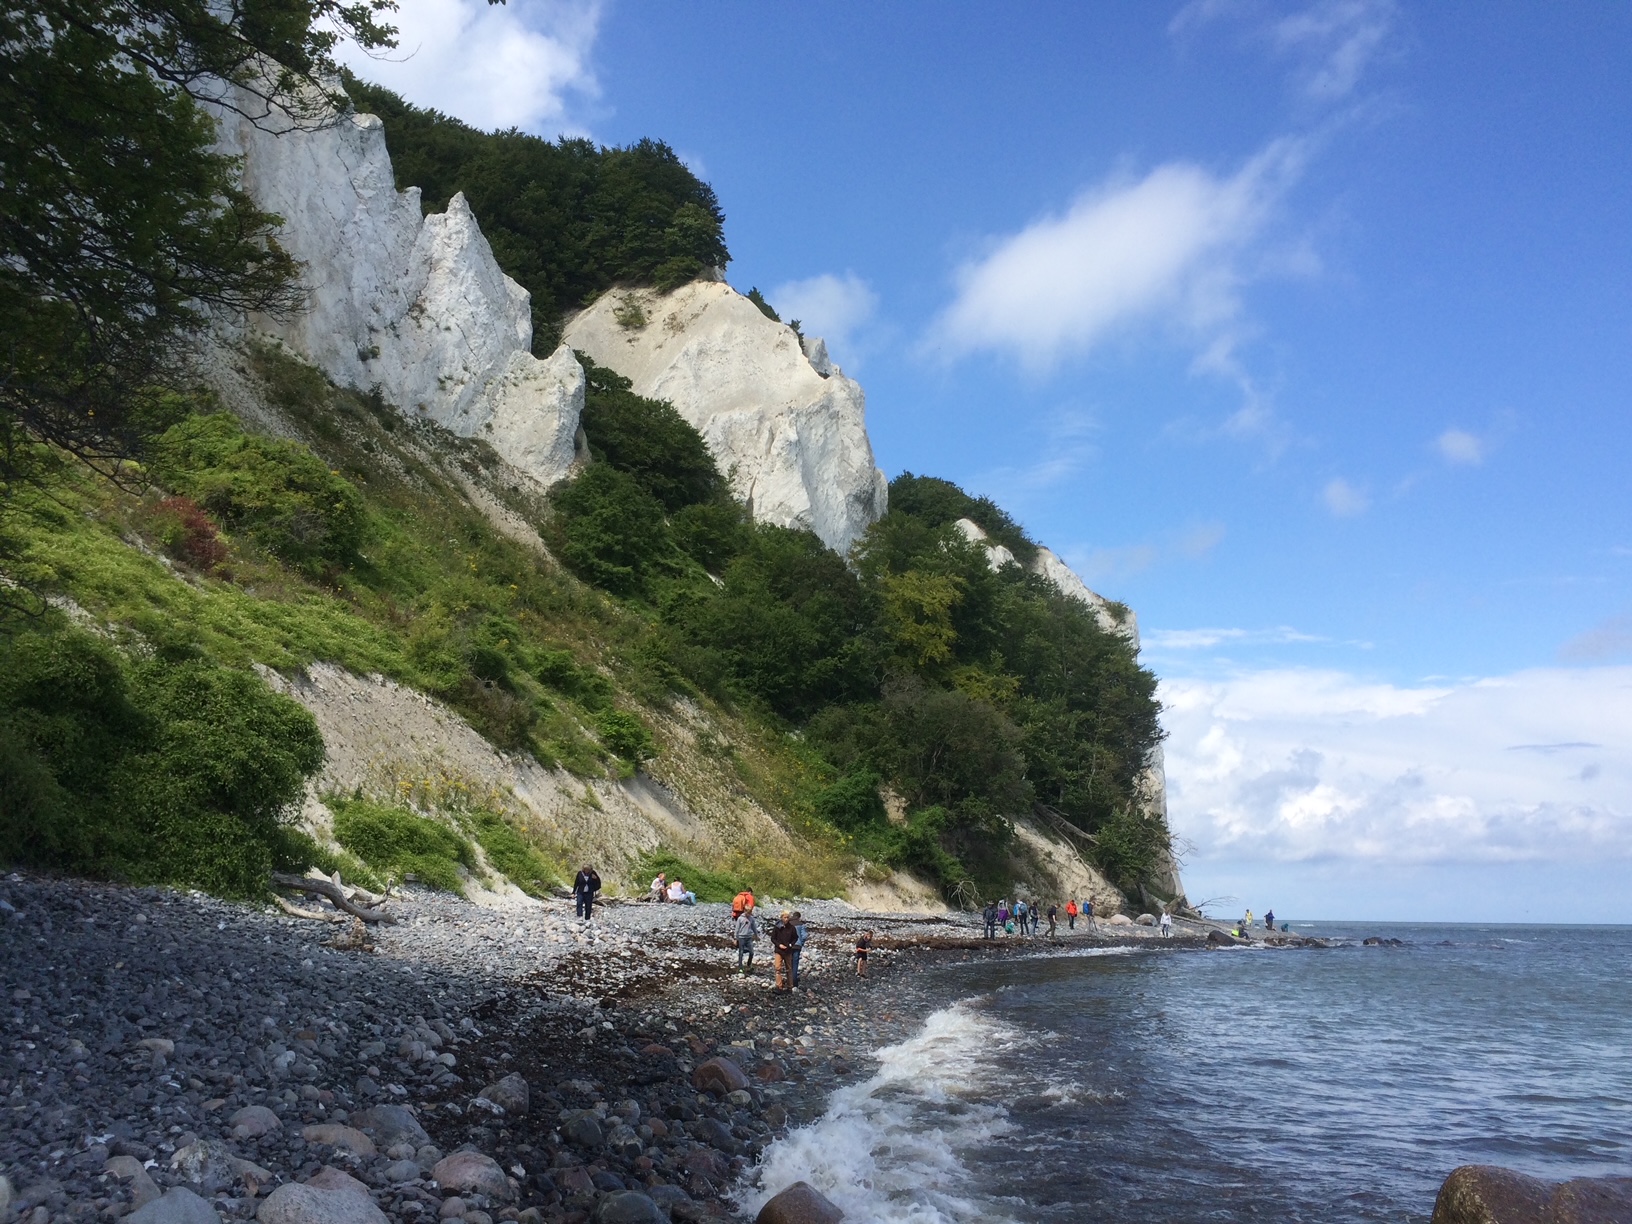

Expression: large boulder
xmin=1206 ymin=929 xmax=1240 ymax=947
xmin=754 ymin=1182 xmax=844 ymax=1224
xmin=691 ymin=1056 xmax=749 ymax=1096
xmin=564 ymin=281 xmax=888 ymax=555
xmin=127 ymin=1188 xmax=223 ymax=1224
xmin=257 ymin=1183 xmax=387 ymax=1224
xmin=431 ymin=1152 xmax=515 ymax=1201
xmin=169 ymin=1140 xmax=272 ymax=1193
xmin=1431 ymin=1166 xmax=1632 ymax=1224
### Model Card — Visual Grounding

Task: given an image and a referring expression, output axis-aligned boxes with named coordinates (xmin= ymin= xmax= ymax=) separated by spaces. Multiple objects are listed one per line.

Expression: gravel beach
xmin=0 ymin=873 xmax=1223 ymax=1224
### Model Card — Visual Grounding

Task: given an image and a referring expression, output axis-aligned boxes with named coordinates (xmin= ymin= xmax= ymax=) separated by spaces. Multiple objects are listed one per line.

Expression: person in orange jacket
xmin=732 ymin=888 xmax=755 ymax=919
xmin=1065 ymin=898 xmax=1079 ymax=930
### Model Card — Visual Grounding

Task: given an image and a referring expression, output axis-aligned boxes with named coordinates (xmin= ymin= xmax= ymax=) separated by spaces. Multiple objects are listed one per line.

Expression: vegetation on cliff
xmin=341 ymin=76 xmax=730 ymax=354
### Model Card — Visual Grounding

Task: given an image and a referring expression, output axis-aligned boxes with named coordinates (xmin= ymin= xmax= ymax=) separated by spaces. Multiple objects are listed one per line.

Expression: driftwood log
xmin=271 ymin=873 xmax=396 ymax=924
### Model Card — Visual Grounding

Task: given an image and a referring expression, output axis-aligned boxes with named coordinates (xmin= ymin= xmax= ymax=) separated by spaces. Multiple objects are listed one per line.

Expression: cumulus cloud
xmin=1161 ymin=665 xmax=1632 ymax=868
xmin=1435 ymin=427 xmax=1485 ymax=466
xmin=932 ymin=139 xmax=1306 ymax=372
xmin=1146 ymin=625 xmax=1326 ymax=651
xmin=335 ymin=0 xmax=601 ymax=134
xmin=1322 ymin=476 xmax=1369 ymax=517
xmin=767 ymin=272 xmax=878 ymax=364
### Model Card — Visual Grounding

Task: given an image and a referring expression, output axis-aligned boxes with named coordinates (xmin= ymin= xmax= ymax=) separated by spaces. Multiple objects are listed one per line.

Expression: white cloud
xmin=1162 ymin=665 xmax=1632 ymax=871
xmin=336 ymin=0 xmax=601 ymax=134
xmin=1147 ymin=625 xmax=1325 ymax=651
xmin=766 ymin=272 xmax=878 ymax=365
xmin=932 ymin=139 xmax=1306 ymax=372
xmin=1322 ymin=476 xmax=1369 ymax=517
xmin=1435 ymin=427 xmax=1485 ymax=466
xmin=1066 ymin=520 xmax=1227 ymax=583
xmin=1172 ymin=0 xmax=1398 ymax=103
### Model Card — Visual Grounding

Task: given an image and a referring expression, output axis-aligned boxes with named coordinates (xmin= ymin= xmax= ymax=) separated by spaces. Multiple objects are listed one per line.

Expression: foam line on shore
xmin=737 ymin=1000 xmax=1019 ymax=1224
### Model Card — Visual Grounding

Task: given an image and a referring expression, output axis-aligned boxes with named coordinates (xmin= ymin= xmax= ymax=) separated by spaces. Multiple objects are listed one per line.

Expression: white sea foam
xmin=736 ymin=1001 xmax=1020 ymax=1224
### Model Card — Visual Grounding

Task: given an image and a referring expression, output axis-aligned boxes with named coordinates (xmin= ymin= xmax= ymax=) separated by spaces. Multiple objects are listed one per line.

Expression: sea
xmin=737 ymin=923 xmax=1632 ymax=1223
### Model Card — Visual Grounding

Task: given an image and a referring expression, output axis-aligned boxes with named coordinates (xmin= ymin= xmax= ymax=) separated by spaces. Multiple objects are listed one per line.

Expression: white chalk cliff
xmin=564 ymin=283 xmax=889 ymax=555
xmin=208 ymin=92 xmax=582 ymax=487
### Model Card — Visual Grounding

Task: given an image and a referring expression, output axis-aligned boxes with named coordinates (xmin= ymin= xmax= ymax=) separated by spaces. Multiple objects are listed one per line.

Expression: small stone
xmin=256 ymin=1183 xmax=388 ymax=1224
xmin=463 ymin=1213 xmax=492 ymax=1224
xmin=725 ymin=1090 xmax=753 ymax=1108
xmin=126 ymin=1187 xmax=223 ymax=1224
xmin=382 ymin=1161 xmax=421 ymax=1184
xmin=560 ymin=1114 xmax=603 ymax=1149
xmin=138 ymin=1038 xmax=176 ymax=1058
xmin=556 ymin=1168 xmax=594 ymax=1198
xmin=753 ymin=1182 xmax=843 ymax=1224
xmin=439 ymin=1199 xmax=466 ymax=1219
xmin=350 ymin=1106 xmax=430 ymax=1151
xmin=690 ymin=1058 xmax=748 ymax=1096
xmin=431 ymin=1153 xmax=514 ymax=1202
xmin=300 ymin=1126 xmax=377 ymax=1158
xmin=230 ymin=1107 xmax=283 ymax=1139
xmin=592 ymin=1192 xmax=662 ymax=1224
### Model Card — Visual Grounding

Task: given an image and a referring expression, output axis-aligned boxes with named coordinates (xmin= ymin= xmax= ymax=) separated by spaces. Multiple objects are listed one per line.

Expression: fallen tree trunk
xmin=271 ymin=873 xmax=396 ymax=924
xmin=272 ymin=894 xmax=342 ymax=923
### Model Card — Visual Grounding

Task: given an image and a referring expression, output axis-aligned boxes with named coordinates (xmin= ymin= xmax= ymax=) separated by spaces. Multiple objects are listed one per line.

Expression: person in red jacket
xmin=732 ymin=888 xmax=755 ymax=919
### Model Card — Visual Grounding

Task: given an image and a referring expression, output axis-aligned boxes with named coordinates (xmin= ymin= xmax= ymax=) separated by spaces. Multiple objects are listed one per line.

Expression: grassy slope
xmin=4 ymin=340 xmax=854 ymax=898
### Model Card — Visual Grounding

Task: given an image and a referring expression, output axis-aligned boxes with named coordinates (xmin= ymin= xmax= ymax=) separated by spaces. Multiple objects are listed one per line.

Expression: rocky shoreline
xmin=0 ymin=872 xmax=1233 ymax=1224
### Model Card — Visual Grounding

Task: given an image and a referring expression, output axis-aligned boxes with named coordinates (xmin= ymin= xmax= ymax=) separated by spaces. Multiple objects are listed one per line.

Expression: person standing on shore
xmin=573 ymin=865 xmax=601 ymax=921
xmin=1031 ymin=902 xmax=1042 ymax=936
xmin=1265 ymin=909 xmax=1275 ymax=932
xmin=791 ymin=911 xmax=808 ymax=986
xmin=1066 ymin=898 xmax=1078 ymax=930
xmin=983 ymin=901 xmax=998 ymax=939
xmin=998 ymin=901 xmax=1011 ymax=932
xmin=1245 ymin=909 xmax=1254 ymax=929
xmin=1085 ymin=897 xmax=1095 ymax=930
xmin=853 ymin=930 xmax=872 ymax=977
xmin=1159 ymin=909 xmax=1171 ymax=937
xmin=1015 ymin=899 xmax=1028 ymax=935
xmin=735 ymin=908 xmax=759 ymax=974
xmin=1046 ymin=903 xmax=1058 ymax=938
xmin=771 ymin=910 xmax=798 ymax=991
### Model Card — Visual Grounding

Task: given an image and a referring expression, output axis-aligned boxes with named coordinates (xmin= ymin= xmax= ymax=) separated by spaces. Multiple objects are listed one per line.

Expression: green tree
xmin=0 ymin=0 xmax=397 ymax=503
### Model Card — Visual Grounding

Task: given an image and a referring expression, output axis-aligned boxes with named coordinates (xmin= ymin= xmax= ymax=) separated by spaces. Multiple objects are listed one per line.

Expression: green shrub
xmin=745 ymin=288 xmax=780 ymax=322
xmin=576 ymin=358 xmax=726 ymax=513
xmin=329 ymin=797 xmax=475 ymax=894
xmin=466 ymin=809 xmax=560 ymax=897
xmin=596 ymin=709 xmax=653 ymax=763
xmin=637 ymin=851 xmax=740 ymax=903
xmin=813 ymin=770 xmax=886 ymax=832
xmin=150 ymin=413 xmax=366 ymax=575
xmin=549 ymin=464 xmax=675 ymax=597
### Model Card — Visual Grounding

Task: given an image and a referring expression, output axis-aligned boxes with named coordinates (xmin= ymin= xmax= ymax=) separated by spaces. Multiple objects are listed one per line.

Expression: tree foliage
xmin=341 ymin=77 xmax=730 ymax=352
xmin=0 ymin=0 xmax=396 ymax=500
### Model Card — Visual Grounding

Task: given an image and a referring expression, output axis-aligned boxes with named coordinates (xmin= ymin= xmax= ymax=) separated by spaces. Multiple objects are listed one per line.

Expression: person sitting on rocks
xmin=573 ymin=864 xmax=601 ymax=920
xmin=667 ymin=878 xmax=696 ymax=905
xmin=650 ymin=872 xmax=667 ymax=902
xmin=771 ymin=910 xmax=799 ymax=991
xmin=735 ymin=907 xmax=759 ymax=974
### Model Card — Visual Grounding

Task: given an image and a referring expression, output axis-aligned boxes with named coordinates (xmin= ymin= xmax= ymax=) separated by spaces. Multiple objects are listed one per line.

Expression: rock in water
xmin=478 ymin=1073 xmax=530 ymax=1115
xmin=564 ymin=281 xmax=888 ymax=555
xmin=431 ymin=1152 xmax=514 ymax=1201
xmin=592 ymin=1192 xmax=664 ymax=1224
xmin=127 ymin=1187 xmax=223 ymax=1224
xmin=690 ymin=1056 xmax=749 ymax=1096
xmin=1431 ymin=1166 xmax=1632 ymax=1223
xmin=257 ymin=1183 xmax=388 ymax=1224
xmin=754 ymin=1182 xmax=844 ymax=1224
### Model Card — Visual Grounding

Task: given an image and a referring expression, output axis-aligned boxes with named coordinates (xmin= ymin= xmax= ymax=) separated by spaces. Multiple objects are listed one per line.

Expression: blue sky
xmin=339 ymin=1 xmax=1632 ymax=922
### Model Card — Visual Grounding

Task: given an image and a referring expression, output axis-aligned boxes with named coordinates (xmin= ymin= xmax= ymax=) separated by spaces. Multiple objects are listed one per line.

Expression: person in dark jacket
xmin=983 ymin=902 xmax=998 ymax=939
xmin=573 ymin=865 xmax=601 ymax=920
xmin=771 ymin=911 xmax=799 ymax=991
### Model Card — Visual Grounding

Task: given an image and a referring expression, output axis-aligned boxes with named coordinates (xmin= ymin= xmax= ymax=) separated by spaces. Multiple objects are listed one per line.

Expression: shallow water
xmin=741 ymin=924 xmax=1632 ymax=1223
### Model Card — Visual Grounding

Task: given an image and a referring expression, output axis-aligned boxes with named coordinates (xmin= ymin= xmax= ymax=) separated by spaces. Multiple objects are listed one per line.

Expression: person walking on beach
xmin=1265 ymin=909 xmax=1275 ymax=932
xmin=771 ymin=910 xmax=799 ymax=991
xmin=1046 ymin=904 xmax=1058 ymax=938
xmin=1014 ymin=899 xmax=1028 ymax=935
xmin=1066 ymin=898 xmax=1078 ymax=930
xmin=1159 ymin=909 xmax=1172 ymax=937
xmin=983 ymin=901 xmax=998 ymax=939
xmin=853 ymin=930 xmax=872 ymax=977
xmin=573 ymin=865 xmax=601 ymax=920
xmin=735 ymin=908 xmax=759 ymax=974
xmin=791 ymin=911 xmax=808 ymax=987
xmin=1085 ymin=897 xmax=1095 ymax=930
xmin=1031 ymin=902 xmax=1042 ymax=936
xmin=733 ymin=888 xmax=756 ymax=919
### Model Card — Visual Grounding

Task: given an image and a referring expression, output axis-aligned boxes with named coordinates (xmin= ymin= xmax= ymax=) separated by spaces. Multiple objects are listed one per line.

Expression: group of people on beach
xmin=727 ymin=888 xmax=874 ymax=989
xmin=646 ymin=871 xmax=696 ymax=905
xmin=982 ymin=896 xmax=1177 ymax=937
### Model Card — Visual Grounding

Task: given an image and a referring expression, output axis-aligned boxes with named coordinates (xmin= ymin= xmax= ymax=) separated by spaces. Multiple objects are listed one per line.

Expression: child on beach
xmin=853 ymin=931 xmax=872 ymax=977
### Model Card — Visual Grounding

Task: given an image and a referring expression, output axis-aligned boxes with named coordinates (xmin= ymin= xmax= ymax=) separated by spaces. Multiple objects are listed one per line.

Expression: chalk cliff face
xmin=564 ymin=283 xmax=889 ymax=555
xmin=209 ymin=97 xmax=582 ymax=487
xmin=954 ymin=518 xmax=1137 ymax=643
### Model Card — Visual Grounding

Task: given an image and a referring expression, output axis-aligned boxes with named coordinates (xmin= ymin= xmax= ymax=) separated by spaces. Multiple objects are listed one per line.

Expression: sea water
xmin=739 ymin=924 xmax=1632 ymax=1223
